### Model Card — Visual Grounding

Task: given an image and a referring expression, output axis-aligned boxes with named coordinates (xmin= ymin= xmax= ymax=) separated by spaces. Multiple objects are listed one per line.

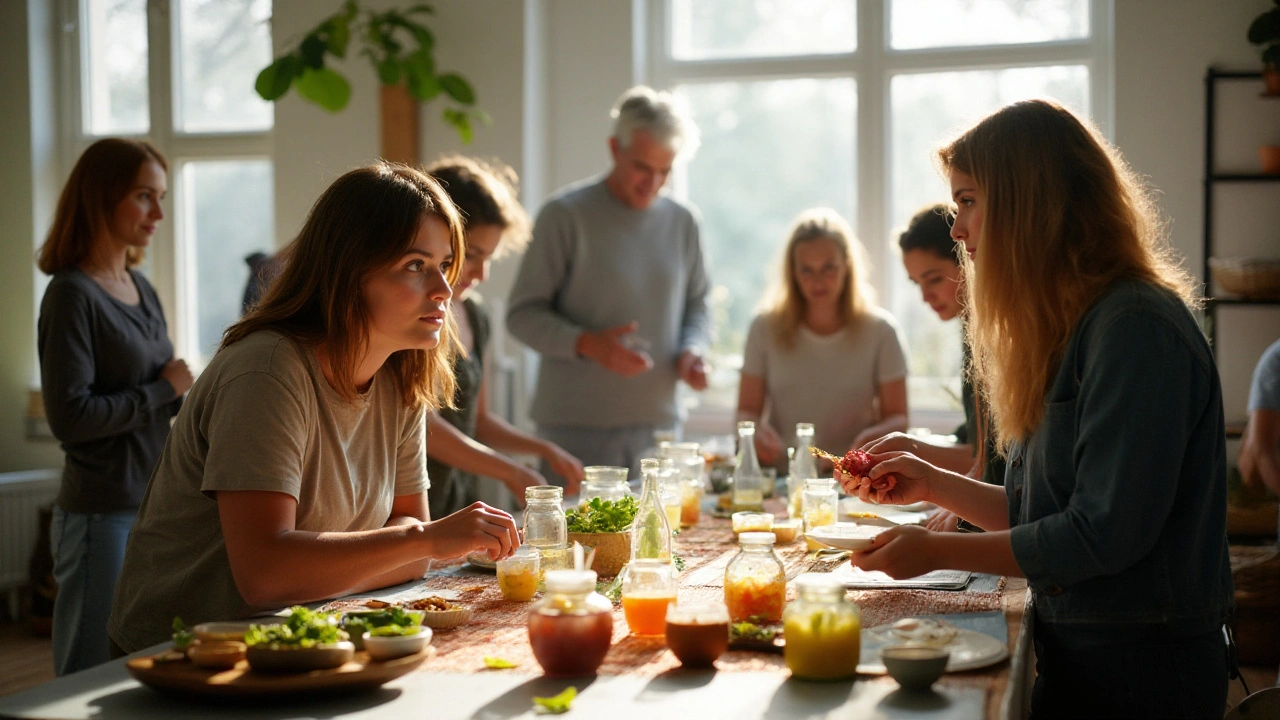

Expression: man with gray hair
xmin=506 ymin=85 xmax=711 ymax=484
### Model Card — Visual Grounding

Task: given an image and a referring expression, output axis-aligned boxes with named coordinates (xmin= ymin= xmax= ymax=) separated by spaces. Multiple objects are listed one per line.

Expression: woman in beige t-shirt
xmin=737 ymin=208 xmax=909 ymax=471
xmin=108 ymin=163 xmax=520 ymax=653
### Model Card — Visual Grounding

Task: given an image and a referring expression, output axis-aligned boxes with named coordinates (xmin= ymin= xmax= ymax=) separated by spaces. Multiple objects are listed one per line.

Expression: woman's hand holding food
xmin=835 ymin=451 xmax=935 ymax=506
xmin=849 ymin=525 xmax=940 ymax=579
xmin=425 ymin=502 xmax=520 ymax=561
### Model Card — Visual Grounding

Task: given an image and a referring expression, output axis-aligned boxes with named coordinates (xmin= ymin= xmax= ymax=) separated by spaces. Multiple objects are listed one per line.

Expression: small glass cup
xmin=621 ymin=559 xmax=678 ymax=636
xmin=731 ymin=511 xmax=774 ymax=535
xmin=665 ymin=601 xmax=730 ymax=668
xmin=496 ymin=549 xmax=540 ymax=602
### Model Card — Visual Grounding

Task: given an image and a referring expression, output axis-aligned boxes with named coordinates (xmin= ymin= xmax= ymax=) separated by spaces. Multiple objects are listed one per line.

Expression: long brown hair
xmin=222 ymin=162 xmax=465 ymax=409
xmin=37 ymin=138 xmax=168 ymax=274
xmin=938 ymin=99 xmax=1196 ymax=448
xmin=761 ymin=207 xmax=876 ymax=349
xmin=425 ymin=155 xmax=530 ymax=259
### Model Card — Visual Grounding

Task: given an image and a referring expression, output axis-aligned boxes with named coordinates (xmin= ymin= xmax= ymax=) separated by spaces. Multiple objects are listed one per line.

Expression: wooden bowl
xmin=567 ymin=531 xmax=631 ymax=577
xmin=188 ymin=640 xmax=246 ymax=670
xmin=245 ymin=642 xmax=354 ymax=673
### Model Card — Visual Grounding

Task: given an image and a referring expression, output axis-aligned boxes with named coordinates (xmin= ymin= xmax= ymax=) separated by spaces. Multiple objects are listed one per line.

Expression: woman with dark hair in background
xmin=108 ymin=162 xmax=519 ymax=654
xmin=37 ymin=138 xmax=192 ymax=675
xmin=423 ymin=156 xmax=583 ymax=518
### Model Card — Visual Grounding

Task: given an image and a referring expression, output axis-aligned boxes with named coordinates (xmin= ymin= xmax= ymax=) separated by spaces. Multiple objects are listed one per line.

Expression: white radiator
xmin=0 ymin=470 xmax=61 ymax=598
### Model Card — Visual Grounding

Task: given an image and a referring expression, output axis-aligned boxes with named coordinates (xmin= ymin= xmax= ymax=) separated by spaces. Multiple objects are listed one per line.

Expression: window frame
xmin=56 ymin=0 xmax=274 ymax=365
xmin=642 ymin=0 xmax=1114 ymax=432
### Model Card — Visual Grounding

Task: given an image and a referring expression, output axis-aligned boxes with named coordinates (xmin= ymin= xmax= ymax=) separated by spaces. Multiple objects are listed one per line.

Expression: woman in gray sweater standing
xmin=36 ymin=138 xmax=192 ymax=675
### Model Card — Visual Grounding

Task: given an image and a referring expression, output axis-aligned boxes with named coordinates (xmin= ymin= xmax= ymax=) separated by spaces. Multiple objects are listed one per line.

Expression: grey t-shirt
xmin=108 ymin=331 xmax=427 ymax=652
xmin=741 ymin=308 xmax=908 ymax=457
xmin=38 ymin=268 xmax=180 ymax=513
xmin=506 ymin=178 xmax=711 ymax=428
xmin=1248 ymin=339 xmax=1280 ymax=412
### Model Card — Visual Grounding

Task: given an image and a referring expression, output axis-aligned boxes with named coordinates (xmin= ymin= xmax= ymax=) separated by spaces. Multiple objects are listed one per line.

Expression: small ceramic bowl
xmin=187 ymin=640 xmax=246 ymax=669
xmin=362 ymin=626 xmax=433 ymax=662
xmin=245 ymin=641 xmax=355 ymax=673
xmin=881 ymin=645 xmax=950 ymax=692
xmin=770 ymin=518 xmax=801 ymax=544
xmin=417 ymin=605 xmax=473 ymax=630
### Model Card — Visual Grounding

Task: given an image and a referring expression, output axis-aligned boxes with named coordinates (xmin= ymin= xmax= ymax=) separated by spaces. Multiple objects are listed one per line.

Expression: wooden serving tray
xmin=126 ymin=647 xmax=432 ymax=698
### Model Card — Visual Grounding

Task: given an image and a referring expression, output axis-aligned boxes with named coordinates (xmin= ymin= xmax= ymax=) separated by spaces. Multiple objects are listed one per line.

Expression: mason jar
xmin=783 ymin=574 xmax=861 ymax=680
xmin=802 ymin=478 xmax=838 ymax=533
xmin=524 ymin=485 xmax=568 ymax=573
xmin=580 ymin=466 xmax=631 ymax=506
xmin=723 ymin=531 xmax=787 ymax=623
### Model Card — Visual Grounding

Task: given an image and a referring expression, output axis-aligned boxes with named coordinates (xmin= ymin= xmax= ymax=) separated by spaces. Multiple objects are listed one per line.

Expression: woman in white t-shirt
xmin=736 ymin=207 xmax=909 ymax=470
xmin=108 ymin=163 xmax=520 ymax=653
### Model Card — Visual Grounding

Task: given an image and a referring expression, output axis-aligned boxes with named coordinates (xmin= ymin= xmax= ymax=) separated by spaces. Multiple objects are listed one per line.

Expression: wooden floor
xmin=0 ymin=618 xmax=1275 ymax=712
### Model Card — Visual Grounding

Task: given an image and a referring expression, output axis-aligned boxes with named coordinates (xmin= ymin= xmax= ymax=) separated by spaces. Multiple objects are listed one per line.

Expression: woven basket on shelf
xmin=1229 ymin=545 xmax=1280 ymax=665
xmin=1209 ymin=258 xmax=1280 ymax=300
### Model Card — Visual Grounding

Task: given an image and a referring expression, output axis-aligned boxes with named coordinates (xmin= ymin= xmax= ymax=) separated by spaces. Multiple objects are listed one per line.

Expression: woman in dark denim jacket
xmin=842 ymin=99 xmax=1233 ymax=719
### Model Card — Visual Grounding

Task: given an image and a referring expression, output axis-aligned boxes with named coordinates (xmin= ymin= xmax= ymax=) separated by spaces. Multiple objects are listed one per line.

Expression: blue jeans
xmin=50 ymin=507 xmax=136 ymax=676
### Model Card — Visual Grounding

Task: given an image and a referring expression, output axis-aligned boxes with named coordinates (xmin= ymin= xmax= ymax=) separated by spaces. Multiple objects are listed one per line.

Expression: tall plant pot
xmin=380 ymin=85 xmax=419 ymax=165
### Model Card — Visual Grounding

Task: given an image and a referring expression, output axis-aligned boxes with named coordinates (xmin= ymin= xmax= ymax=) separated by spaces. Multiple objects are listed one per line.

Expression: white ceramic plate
xmin=839 ymin=498 xmax=930 ymax=525
xmin=857 ymin=626 xmax=1009 ymax=674
xmin=804 ymin=523 xmax=886 ymax=551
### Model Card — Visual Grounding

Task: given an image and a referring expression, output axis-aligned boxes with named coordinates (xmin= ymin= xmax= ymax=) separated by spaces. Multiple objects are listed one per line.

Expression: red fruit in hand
xmin=838 ymin=449 xmax=876 ymax=477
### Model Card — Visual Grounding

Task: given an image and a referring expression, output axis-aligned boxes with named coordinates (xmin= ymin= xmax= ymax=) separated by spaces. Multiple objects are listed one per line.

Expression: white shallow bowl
xmin=362 ymin=627 xmax=433 ymax=662
xmin=805 ymin=522 xmax=886 ymax=551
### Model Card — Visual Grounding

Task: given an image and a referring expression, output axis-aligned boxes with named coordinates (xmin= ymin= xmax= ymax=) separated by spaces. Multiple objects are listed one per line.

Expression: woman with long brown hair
xmin=736 ymin=207 xmax=908 ymax=471
xmin=843 ymin=100 xmax=1232 ymax=717
xmin=38 ymin=138 xmax=192 ymax=675
xmin=108 ymin=162 xmax=519 ymax=654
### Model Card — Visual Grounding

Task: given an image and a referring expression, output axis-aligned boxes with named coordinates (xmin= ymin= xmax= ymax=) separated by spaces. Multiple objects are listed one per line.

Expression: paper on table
xmin=818 ymin=565 xmax=973 ymax=590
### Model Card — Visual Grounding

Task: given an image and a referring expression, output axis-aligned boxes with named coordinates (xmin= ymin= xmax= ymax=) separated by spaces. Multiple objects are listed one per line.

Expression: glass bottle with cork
xmin=732 ymin=421 xmax=766 ymax=512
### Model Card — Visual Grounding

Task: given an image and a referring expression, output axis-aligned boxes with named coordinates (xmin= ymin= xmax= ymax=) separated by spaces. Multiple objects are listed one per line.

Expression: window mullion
xmin=858 ymin=0 xmax=887 ymax=306
xmin=145 ymin=0 xmax=184 ymax=358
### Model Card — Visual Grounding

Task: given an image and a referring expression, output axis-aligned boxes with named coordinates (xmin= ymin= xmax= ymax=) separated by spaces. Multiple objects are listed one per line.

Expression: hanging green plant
xmin=254 ymin=1 xmax=486 ymax=143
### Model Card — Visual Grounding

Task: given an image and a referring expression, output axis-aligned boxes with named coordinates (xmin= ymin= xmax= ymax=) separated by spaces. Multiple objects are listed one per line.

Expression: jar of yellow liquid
xmin=802 ymin=478 xmax=838 ymax=532
xmin=783 ymin=574 xmax=860 ymax=680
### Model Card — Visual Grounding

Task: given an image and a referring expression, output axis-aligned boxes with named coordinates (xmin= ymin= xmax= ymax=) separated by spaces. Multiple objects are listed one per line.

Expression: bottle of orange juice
xmin=621 ymin=559 xmax=678 ymax=636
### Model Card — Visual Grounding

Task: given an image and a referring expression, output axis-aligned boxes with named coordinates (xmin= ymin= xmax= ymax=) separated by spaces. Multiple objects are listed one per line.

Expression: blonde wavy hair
xmin=223 ymin=162 xmax=465 ymax=409
xmin=761 ymin=207 xmax=876 ymax=350
xmin=938 ymin=99 xmax=1196 ymax=449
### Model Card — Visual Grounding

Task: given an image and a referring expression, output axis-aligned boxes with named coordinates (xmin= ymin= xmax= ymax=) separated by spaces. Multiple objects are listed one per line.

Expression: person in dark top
xmin=843 ymin=100 xmax=1233 ymax=718
xmin=866 ymin=204 xmax=1006 ymax=532
xmin=36 ymin=138 xmax=193 ymax=675
xmin=423 ymin=156 xmax=583 ymax=518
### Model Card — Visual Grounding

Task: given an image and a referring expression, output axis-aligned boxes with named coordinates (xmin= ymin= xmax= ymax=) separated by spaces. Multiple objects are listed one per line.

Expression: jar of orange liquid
xmin=724 ymin=532 xmax=787 ymax=623
xmin=621 ymin=559 xmax=678 ymax=636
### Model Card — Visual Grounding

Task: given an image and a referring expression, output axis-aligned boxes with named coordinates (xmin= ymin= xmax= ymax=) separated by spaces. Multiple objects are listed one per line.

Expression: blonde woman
xmin=109 ymin=163 xmax=519 ymax=654
xmin=844 ymin=100 xmax=1231 ymax=717
xmin=737 ymin=208 xmax=908 ymax=470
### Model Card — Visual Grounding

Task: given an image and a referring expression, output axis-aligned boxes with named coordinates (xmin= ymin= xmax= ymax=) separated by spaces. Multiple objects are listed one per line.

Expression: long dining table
xmin=0 ymin=497 xmax=1034 ymax=720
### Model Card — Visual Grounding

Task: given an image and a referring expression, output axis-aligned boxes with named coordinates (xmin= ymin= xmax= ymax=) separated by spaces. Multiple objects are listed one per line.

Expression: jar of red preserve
xmin=528 ymin=569 xmax=613 ymax=676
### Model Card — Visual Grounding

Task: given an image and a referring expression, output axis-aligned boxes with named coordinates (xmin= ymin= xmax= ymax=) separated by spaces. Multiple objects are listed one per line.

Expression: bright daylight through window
xmin=652 ymin=0 xmax=1108 ymax=428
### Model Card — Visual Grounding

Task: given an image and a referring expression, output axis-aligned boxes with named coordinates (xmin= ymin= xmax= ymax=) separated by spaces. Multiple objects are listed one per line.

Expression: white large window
xmin=63 ymin=0 xmax=275 ymax=367
xmin=648 ymin=0 xmax=1112 ymax=429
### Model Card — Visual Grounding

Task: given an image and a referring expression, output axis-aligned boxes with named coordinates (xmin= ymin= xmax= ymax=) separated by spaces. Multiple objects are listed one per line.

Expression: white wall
xmin=1 ymin=0 xmax=1276 ymax=471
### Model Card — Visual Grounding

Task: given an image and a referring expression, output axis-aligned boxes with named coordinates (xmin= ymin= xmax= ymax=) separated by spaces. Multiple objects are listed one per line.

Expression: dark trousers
xmin=1029 ymin=620 xmax=1227 ymax=719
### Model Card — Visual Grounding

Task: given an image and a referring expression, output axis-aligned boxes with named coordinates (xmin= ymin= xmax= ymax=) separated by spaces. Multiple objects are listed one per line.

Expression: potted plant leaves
xmin=254 ymin=1 xmax=487 ymax=161
xmin=1248 ymin=0 xmax=1280 ymax=96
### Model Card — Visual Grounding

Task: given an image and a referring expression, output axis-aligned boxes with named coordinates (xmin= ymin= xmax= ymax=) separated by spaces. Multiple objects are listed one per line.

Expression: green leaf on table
xmin=532 ymin=686 xmax=577 ymax=714
xmin=295 ymin=67 xmax=352 ymax=112
xmin=483 ymin=656 xmax=518 ymax=669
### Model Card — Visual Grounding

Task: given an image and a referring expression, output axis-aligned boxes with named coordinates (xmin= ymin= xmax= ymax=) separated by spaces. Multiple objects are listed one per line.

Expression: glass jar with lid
xmin=783 ymin=574 xmax=861 ymax=680
xmin=802 ymin=478 xmax=838 ymax=533
xmin=723 ymin=531 xmax=787 ymax=623
xmin=528 ymin=569 xmax=614 ymax=676
xmin=580 ymin=466 xmax=631 ymax=506
xmin=524 ymin=485 xmax=568 ymax=573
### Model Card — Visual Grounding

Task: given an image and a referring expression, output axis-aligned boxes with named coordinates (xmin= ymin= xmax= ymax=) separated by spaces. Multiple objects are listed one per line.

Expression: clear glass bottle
xmin=783 ymin=574 xmax=861 ymax=680
xmin=723 ymin=531 xmax=786 ymax=623
xmin=524 ymin=485 xmax=568 ymax=573
xmin=579 ymin=466 xmax=631 ymax=506
xmin=528 ymin=569 xmax=614 ymax=676
xmin=631 ymin=458 xmax=672 ymax=562
xmin=620 ymin=558 xmax=678 ymax=636
xmin=732 ymin=421 xmax=765 ymax=512
xmin=791 ymin=423 xmax=818 ymax=483
xmin=803 ymin=478 xmax=838 ymax=533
